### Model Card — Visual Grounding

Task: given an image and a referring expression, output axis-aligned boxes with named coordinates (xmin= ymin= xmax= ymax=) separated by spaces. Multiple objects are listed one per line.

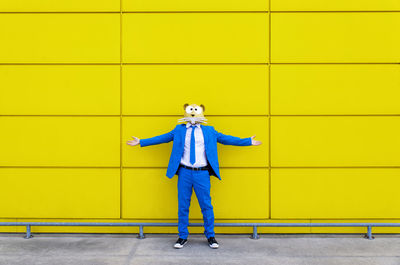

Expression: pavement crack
xmin=123 ymin=239 xmax=140 ymax=265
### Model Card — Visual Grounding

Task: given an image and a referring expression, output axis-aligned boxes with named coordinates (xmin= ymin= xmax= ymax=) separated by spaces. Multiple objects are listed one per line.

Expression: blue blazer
xmin=139 ymin=124 xmax=252 ymax=180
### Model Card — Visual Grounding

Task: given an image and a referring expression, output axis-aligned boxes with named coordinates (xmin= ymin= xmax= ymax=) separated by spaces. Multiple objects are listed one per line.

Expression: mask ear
xmin=200 ymin=104 xmax=205 ymax=112
xmin=183 ymin=103 xmax=189 ymax=110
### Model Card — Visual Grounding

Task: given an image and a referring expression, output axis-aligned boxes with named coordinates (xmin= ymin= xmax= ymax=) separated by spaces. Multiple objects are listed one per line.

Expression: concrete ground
xmin=0 ymin=233 xmax=399 ymax=265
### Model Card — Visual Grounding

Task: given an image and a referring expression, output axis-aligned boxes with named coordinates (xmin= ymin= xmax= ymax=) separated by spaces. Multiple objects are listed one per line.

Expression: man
xmin=127 ymin=103 xmax=262 ymax=249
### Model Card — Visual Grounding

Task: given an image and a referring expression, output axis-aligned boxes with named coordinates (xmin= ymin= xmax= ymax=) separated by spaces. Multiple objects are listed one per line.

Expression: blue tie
xmin=190 ymin=125 xmax=196 ymax=165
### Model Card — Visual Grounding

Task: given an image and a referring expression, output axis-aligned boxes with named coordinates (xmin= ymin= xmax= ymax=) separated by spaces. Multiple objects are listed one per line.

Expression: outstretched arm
xmin=216 ymin=130 xmax=262 ymax=146
xmin=126 ymin=129 xmax=174 ymax=147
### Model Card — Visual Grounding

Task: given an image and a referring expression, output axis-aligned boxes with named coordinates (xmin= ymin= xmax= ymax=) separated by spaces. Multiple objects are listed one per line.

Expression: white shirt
xmin=180 ymin=123 xmax=208 ymax=167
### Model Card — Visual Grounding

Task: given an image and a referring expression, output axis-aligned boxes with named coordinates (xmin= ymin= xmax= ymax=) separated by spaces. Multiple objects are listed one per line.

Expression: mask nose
xmin=191 ymin=114 xmax=195 ymax=117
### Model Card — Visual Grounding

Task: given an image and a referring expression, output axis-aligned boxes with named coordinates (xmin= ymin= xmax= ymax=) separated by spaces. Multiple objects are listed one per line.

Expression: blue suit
xmin=139 ymin=123 xmax=252 ymax=180
xmin=139 ymin=123 xmax=252 ymax=239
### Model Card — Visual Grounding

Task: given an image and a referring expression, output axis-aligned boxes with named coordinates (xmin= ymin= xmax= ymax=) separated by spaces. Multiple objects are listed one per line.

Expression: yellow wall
xmin=1 ymin=0 xmax=400 ymax=234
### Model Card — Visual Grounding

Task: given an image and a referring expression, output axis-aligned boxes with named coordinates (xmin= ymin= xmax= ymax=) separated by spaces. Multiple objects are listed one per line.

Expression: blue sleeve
xmin=139 ymin=127 xmax=175 ymax=147
xmin=215 ymin=128 xmax=252 ymax=146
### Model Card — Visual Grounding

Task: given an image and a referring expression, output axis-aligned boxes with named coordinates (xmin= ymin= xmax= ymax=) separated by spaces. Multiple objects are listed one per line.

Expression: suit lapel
xmin=200 ymin=124 xmax=209 ymax=145
xmin=180 ymin=124 xmax=187 ymax=143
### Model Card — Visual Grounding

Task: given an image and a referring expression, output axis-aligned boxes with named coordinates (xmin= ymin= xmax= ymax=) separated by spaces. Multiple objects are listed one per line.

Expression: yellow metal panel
xmin=271 ymin=168 xmax=400 ymax=219
xmin=0 ymin=117 xmax=120 ymax=166
xmin=122 ymin=168 xmax=269 ymax=219
xmin=271 ymin=64 xmax=400 ymax=115
xmin=271 ymin=116 xmax=400 ymax=167
xmin=122 ymin=65 xmax=268 ymax=115
xmin=122 ymin=13 xmax=268 ymax=63
xmin=0 ymin=14 xmax=120 ymax=63
xmin=123 ymin=116 xmax=268 ymax=167
xmin=0 ymin=0 xmax=120 ymax=12
xmin=271 ymin=0 xmax=400 ymax=11
xmin=0 ymin=168 xmax=120 ymax=218
xmin=123 ymin=0 xmax=268 ymax=11
xmin=271 ymin=13 xmax=400 ymax=63
xmin=0 ymin=65 xmax=120 ymax=115
xmin=271 ymin=169 xmax=312 ymax=219
xmin=122 ymin=169 xmax=177 ymax=219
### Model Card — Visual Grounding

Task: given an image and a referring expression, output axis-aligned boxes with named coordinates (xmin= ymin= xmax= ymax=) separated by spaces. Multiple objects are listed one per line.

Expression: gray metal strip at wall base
xmin=1 ymin=222 xmax=399 ymax=240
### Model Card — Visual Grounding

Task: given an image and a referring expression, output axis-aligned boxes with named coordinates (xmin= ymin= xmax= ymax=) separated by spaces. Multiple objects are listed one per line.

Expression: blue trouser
xmin=177 ymin=166 xmax=215 ymax=239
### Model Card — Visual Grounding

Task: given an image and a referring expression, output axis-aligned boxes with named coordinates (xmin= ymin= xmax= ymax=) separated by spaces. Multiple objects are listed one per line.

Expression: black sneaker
xmin=207 ymin=236 xmax=219 ymax=249
xmin=174 ymin=237 xmax=188 ymax=249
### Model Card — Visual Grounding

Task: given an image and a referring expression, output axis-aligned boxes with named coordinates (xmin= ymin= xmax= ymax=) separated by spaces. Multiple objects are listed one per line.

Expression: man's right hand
xmin=126 ymin=136 xmax=140 ymax=146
